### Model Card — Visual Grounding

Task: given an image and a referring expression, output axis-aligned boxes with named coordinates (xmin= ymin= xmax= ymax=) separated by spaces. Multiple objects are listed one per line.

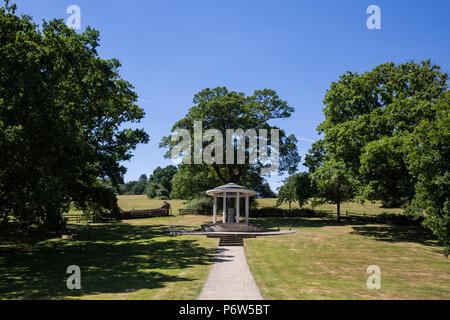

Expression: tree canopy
xmin=0 ymin=2 xmax=148 ymax=232
xmin=311 ymin=160 xmax=356 ymax=221
xmin=304 ymin=60 xmax=449 ymax=253
xmin=276 ymin=176 xmax=297 ymax=211
xmin=405 ymin=91 xmax=450 ymax=256
xmin=146 ymin=165 xmax=178 ymax=199
xmin=276 ymin=172 xmax=315 ymax=210
xmin=160 ymin=87 xmax=300 ymax=199
xmin=307 ymin=60 xmax=448 ymax=207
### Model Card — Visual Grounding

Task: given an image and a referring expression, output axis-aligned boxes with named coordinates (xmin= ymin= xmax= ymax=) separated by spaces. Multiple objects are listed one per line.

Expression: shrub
xmin=251 ymin=207 xmax=330 ymax=218
xmin=374 ymin=213 xmax=424 ymax=226
xmin=185 ymin=197 xmax=213 ymax=210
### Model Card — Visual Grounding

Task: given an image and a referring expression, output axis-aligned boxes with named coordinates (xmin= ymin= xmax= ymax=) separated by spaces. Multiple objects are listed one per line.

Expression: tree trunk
xmin=289 ymin=201 xmax=291 ymax=212
xmin=337 ymin=201 xmax=341 ymax=222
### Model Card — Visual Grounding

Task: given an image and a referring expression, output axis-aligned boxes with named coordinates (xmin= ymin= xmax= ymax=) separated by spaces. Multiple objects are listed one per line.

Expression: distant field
xmin=117 ymin=196 xmax=186 ymax=213
xmin=256 ymin=198 xmax=404 ymax=215
xmin=110 ymin=196 xmax=404 ymax=217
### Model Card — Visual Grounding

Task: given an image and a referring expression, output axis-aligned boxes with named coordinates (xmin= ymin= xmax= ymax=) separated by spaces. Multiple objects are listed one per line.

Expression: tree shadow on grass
xmin=349 ymin=225 xmax=440 ymax=247
xmin=249 ymin=217 xmax=368 ymax=229
xmin=0 ymin=223 xmax=217 ymax=299
xmin=249 ymin=217 xmax=440 ymax=248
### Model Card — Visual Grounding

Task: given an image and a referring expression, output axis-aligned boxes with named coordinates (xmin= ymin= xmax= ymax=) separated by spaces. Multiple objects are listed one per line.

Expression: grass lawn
xmin=117 ymin=196 xmax=186 ymax=213
xmin=245 ymin=217 xmax=450 ymax=299
xmin=0 ymin=215 xmax=217 ymax=300
xmin=2 ymin=197 xmax=448 ymax=300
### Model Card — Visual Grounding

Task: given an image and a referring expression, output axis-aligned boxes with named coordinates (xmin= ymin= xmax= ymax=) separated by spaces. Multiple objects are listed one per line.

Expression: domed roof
xmin=205 ymin=183 xmax=257 ymax=197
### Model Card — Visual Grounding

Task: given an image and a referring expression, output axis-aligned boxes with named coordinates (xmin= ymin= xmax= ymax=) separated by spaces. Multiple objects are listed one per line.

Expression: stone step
xmin=219 ymin=245 xmax=242 ymax=247
xmin=219 ymin=235 xmax=244 ymax=247
xmin=219 ymin=241 xmax=243 ymax=246
xmin=220 ymin=240 xmax=243 ymax=244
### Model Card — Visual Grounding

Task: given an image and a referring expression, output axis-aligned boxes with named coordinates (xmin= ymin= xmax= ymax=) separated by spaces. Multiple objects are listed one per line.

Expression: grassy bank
xmin=245 ymin=217 xmax=450 ymax=299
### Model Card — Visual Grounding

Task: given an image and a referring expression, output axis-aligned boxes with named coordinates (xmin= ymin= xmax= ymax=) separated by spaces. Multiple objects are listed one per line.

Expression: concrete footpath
xmin=198 ymin=246 xmax=263 ymax=300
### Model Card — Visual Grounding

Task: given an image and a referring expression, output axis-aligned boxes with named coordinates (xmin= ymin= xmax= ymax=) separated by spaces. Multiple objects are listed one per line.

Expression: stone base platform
xmin=201 ymin=223 xmax=266 ymax=233
xmin=167 ymin=222 xmax=297 ymax=237
xmin=168 ymin=229 xmax=296 ymax=237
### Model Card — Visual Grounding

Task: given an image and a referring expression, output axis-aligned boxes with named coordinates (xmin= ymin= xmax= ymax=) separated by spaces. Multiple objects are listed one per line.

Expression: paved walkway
xmin=198 ymin=246 xmax=263 ymax=300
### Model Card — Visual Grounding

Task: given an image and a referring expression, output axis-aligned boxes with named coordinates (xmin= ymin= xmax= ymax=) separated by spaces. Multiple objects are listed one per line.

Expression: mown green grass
xmin=0 ymin=215 xmax=217 ymax=300
xmin=245 ymin=217 xmax=450 ymax=300
xmin=3 ymin=197 xmax=448 ymax=300
xmin=68 ymin=196 xmax=186 ymax=216
xmin=117 ymin=196 xmax=186 ymax=213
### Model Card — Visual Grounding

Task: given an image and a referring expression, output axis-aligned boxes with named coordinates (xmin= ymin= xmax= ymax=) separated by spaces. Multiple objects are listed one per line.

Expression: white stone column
xmin=213 ymin=195 xmax=217 ymax=224
xmin=222 ymin=192 xmax=227 ymax=223
xmin=245 ymin=195 xmax=249 ymax=224
xmin=236 ymin=193 xmax=240 ymax=224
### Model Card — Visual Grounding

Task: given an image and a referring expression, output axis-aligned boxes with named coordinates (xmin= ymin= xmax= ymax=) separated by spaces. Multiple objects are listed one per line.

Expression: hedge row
xmin=360 ymin=212 xmax=424 ymax=226
xmin=250 ymin=207 xmax=331 ymax=218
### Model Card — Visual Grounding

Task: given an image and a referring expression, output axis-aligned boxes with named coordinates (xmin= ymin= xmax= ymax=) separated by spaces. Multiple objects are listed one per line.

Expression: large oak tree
xmin=306 ymin=60 xmax=448 ymax=207
xmin=305 ymin=60 xmax=449 ymax=253
xmin=0 ymin=2 xmax=148 ymax=232
xmin=160 ymin=87 xmax=300 ymax=199
xmin=405 ymin=91 xmax=450 ymax=256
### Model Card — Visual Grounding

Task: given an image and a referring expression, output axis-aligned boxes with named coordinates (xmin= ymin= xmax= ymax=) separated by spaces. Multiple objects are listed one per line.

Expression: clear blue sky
xmin=15 ymin=0 xmax=450 ymax=191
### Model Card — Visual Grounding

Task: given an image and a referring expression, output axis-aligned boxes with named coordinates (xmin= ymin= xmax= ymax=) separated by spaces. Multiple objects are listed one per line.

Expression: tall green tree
xmin=255 ymin=182 xmax=276 ymax=198
xmin=276 ymin=176 xmax=297 ymax=211
xmin=307 ymin=60 xmax=448 ymax=207
xmin=148 ymin=166 xmax=178 ymax=194
xmin=160 ymin=87 xmax=300 ymax=198
xmin=311 ymin=160 xmax=356 ymax=221
xmin=145 ymin=165 xmax=178 ymax=199
xmin=303 ymin=140 xmax=326 ymax=173
xmin=170 ymin=165 xmax=222 ymax=200
xmin=276 ymin=172 xmax=315 ymax=210
xmin=126 ymin=178 xmax=148 ymax=195
xmin=0 ymin=2 xmax=148 ymax=232
xmin=293 ymin=172 xmax=315 ymax=208
xmin=145 ymin=181 xmax=170 ymax=199
xmin=405 ymin=91 xmax=450 ymax=256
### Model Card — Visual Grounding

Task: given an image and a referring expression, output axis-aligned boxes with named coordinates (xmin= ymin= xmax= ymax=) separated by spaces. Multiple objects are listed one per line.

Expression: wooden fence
xmin=64 ymin=208 xmax=170 ymax=223
xmin=178 ymin=208 xmax=211 ymax=216
xmin=63 ymin=214 xmax=93 ymax=224
xmin=120 ymin=208 xmax=170 ymax=220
